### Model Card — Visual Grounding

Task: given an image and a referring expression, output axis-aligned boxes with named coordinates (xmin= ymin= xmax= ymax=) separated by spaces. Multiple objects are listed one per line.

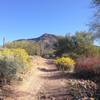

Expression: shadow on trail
xmin=40 ymin=71 xmax=76 ymax=80
xmin=39 ymin=60 xmax=99 ymax=81
xmin=37 ymin=67 xmax=58 ymax=72
xmin=45 ymin=60 xmax=54 ymax=65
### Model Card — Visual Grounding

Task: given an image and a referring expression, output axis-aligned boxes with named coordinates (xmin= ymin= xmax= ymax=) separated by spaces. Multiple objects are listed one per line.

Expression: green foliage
xmin=55 ymin=32 xmax=100 ymax=58
xmin=55 ymin=36 xmax=73 ymax=55
xmin=70 ymin=32 xmax=93 ymax=56
xmin=42 ymin=49 xmax=56 ymax=58
xmin=0 ymin=56 xmax=23 ymax=80
xmin=54 ymin=57 xmax=75 ymax=72
xmin=0 ymin=48 xmax=31 ymax=82
xmin=84 ymin=45 xmax=100 ymax=57
xmin=5 ymin=41 xmax=40 ymax=56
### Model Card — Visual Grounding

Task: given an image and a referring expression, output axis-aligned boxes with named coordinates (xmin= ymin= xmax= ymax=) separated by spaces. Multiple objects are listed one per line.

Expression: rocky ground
xmin=0 ymin=56 xmax=99 ymax=100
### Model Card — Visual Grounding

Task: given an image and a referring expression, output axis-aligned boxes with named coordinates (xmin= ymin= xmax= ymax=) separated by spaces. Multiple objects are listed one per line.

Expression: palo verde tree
xmin=55 ymin=32 xmax=99 ymax=58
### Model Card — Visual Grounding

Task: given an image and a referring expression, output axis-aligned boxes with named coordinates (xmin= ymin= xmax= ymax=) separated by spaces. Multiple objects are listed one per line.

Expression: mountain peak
xmin=15 ymin=33 xmax=58 ymax=51
xmin=42 ymin=33 xmax=49 ymax=36
xmin=41 ymin=33 xmax=55 ymax=37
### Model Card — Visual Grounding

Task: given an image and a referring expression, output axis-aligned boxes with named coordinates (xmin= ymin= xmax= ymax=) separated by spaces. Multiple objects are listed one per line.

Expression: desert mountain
xmin=16 ymin=33 xmax=58 ymax=51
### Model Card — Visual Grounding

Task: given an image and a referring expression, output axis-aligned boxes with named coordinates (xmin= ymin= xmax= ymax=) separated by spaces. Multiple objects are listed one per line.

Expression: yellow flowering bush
xmin=0 ymin=48 xmax=31 ymax=66
xmin=0 ymin=48 xmax=31 ymax=83
xmin=54 ymin=57 xmax=76 ymax=72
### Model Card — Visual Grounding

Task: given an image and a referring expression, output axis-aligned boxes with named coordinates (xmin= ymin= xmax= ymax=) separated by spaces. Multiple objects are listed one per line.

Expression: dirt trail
xmin=4 ymin=56 xmax=70 ymax=100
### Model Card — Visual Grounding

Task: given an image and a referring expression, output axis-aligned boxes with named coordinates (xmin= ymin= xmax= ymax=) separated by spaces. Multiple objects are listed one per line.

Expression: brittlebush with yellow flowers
xmin=0 ymin=48 xmax=32 ymax=83
xmin=54 ymin=57 xmax=76 ymax=72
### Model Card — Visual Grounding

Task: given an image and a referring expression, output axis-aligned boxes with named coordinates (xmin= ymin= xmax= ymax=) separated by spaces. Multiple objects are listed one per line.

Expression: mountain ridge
xmin=15 ymin=33 xmax=58 ymax=51
xmin=16 ymin=33 xmax=57 ymax=42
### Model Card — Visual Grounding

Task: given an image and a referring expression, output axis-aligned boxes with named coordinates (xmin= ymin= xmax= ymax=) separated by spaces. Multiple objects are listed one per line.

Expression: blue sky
xmin=0 ymin=0 xmax=93 ymax=45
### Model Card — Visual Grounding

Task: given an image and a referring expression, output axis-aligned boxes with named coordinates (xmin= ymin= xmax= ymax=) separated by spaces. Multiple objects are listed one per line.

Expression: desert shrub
xmin=0 ymin=48 xmax=31 ymax=83
xmin=5 ymin=41 xmax=40 ymax=56
xmin=55 ymin=32 xmax=95 ymax=57
xmin=62 ymin=53 xmax=79 ymax=59
xmin=0 ymin=56 xmax=23 ymax=80
xmin=42 ymin=50 xmax=56 ymax=58
xmin=54 ymin=57 xmax=76 ymax=72
xmin=75 ymin=56 xmax=100 ymax=78
xmin=0 ymin=48 xmax=31 ymax=67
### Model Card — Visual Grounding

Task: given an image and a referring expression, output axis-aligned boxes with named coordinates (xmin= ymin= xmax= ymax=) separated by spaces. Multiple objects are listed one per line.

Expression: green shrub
xmin=54 ymin=57 xmax=76 ymax=72
xmin=0 ymin=56 xmax=22 ymax=80
xmin=62 ymin=53 xmax=79 ymax=59
xmin=5 ymin=41 xmax=40 ymax=56
xmin=0 ymin=48 xmax=31 ymax=83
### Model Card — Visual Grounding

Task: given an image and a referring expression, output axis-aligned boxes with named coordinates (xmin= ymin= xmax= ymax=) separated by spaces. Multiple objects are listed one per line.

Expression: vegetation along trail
xmin=3 ymin=56 xmax=70 ymax=100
